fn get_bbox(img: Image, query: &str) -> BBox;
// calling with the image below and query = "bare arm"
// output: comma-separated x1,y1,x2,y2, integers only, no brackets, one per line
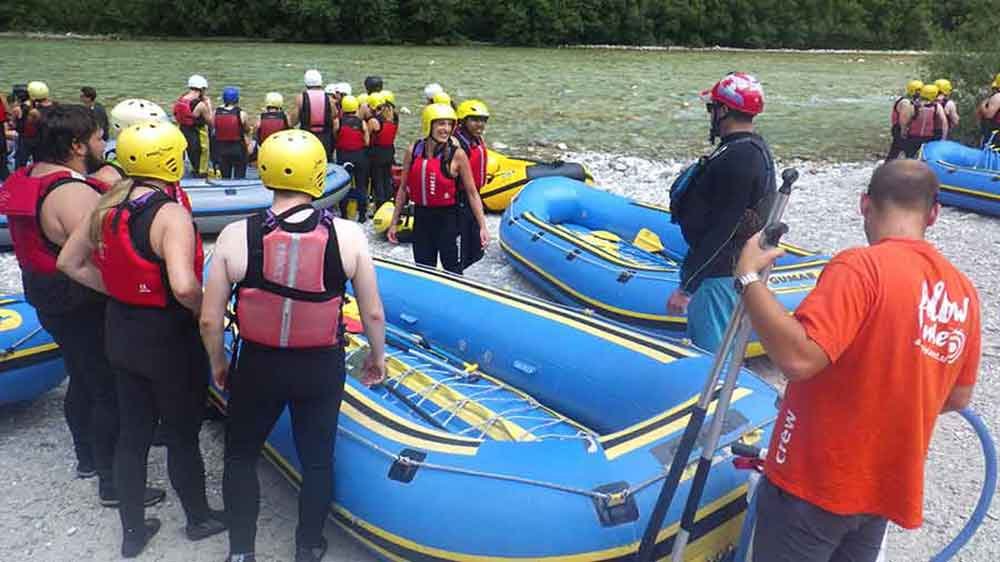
151,203,202,315
938,105,950,140
57,221,106,293
983,95,1000,120
741,280,830,381
898,103,915,138
289,93,303,127
362,120,370,146
387,144,414,242
43,182,101,246
345,223,385,361
199,223,241,389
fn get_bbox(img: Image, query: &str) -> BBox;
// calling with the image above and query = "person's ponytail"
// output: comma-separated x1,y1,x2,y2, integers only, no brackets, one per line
89,178,133,245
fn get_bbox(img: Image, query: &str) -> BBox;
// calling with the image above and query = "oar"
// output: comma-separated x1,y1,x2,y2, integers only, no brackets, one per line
1,326,43,358
636,168,799,561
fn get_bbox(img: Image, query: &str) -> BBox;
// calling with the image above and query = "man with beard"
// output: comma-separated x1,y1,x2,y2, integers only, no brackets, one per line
0,105,164,508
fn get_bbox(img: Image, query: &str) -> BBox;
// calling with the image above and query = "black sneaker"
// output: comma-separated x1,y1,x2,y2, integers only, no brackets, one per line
295,537,328,562
121,518,161,558
186,509,227,541
100,486,167,508
75,460,97,479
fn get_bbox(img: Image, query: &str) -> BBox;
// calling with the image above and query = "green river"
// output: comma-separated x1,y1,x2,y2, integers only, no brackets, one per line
4,37,920,161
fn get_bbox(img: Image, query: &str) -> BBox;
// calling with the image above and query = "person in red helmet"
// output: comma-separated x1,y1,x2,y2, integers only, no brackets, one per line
666,72,776,352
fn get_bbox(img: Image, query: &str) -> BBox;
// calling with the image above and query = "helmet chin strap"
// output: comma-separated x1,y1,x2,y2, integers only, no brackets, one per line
709,104,726,145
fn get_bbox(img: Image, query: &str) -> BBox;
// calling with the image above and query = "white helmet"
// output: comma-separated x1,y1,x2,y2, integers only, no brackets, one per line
424,83,444,100
334,82,352,96
109,98,168,138
324,83,338,95
187,74,208,89
304,69,323,87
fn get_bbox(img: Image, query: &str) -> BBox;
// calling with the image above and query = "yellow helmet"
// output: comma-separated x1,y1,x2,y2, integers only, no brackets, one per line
341,95,360,113
457,99,490,120
382,90,396,105
116,121,188,183
934,79,953,96
368,91,385,110
905,80,924,97
27,81,49,101
421,103,457,137
357,93,369,107
432,92,452,106
265,92,284,109
110,99,168,138
919,84,939,101
993,73,1000,90
258,130,328,199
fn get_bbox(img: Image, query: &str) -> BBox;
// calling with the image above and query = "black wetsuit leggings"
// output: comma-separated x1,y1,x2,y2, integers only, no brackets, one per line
216,141,247,179
369,145,395,208
38,303,118,484
337,149,371,222
180,125,204,176
902,135,939,158
224,342,345,554
412,205,462,274
15,137,37,169
887,125,904,160
112,339,211,531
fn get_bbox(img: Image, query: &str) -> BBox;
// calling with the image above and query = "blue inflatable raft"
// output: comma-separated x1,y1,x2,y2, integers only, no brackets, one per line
920,140,1000,216
0,295,64,406
499,177,829,356
211,257,778,561
0,144,353,249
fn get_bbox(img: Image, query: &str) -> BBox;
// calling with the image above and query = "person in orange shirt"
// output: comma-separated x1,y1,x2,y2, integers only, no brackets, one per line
733,159,980,562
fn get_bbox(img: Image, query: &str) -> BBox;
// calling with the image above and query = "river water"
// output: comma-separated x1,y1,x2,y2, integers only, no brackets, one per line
3,37,919,161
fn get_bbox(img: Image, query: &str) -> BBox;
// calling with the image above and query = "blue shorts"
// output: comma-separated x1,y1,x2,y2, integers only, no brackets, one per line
686,276,738,353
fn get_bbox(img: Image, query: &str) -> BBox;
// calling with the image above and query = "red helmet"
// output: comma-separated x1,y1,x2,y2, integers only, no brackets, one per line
700,72,765,116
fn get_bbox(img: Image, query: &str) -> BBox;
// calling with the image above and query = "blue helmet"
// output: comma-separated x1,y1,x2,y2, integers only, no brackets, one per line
222,86,240,104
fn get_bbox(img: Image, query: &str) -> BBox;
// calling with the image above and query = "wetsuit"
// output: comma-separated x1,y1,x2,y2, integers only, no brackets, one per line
407,139,463,274
674,132,775,351
300,89,335,157
213,106,247,179
225,205,347,555
454,125,487,270
98,185,214,534
336,114,370,222
1,166,115,486
369,113,398,208
16,102,50,169
887,96,910,160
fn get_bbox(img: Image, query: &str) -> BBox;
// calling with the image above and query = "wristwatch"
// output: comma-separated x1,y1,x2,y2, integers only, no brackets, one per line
734,272,761,295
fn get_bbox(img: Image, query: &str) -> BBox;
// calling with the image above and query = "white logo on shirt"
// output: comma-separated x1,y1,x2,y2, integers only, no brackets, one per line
774,408,796,465
916,280,969,364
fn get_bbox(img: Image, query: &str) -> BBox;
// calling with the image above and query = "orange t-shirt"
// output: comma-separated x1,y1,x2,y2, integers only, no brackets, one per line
764,237,980,529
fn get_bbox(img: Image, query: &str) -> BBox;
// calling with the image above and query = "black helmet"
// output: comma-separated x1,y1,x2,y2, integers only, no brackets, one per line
364,76,383,94
12,84,28,103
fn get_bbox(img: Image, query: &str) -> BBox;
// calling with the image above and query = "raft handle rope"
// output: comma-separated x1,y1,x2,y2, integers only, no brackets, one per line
1,326,43,358
637,167,800,562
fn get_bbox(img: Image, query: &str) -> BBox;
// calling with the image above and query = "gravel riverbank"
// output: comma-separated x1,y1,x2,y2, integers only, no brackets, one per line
0,152,996,561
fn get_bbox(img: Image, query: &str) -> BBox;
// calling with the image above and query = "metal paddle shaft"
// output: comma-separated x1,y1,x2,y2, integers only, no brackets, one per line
636,168,799,561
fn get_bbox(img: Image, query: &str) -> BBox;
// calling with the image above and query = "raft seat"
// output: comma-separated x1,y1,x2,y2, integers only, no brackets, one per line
344,331,597,444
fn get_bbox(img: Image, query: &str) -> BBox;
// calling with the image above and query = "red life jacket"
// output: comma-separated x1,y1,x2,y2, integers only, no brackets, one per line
235,204,345,349
95,184,204,308
300,89,331,134
256,110,288,143
455,126,487,188
407,139,458,208
173,95,202,128
214,106,243,142
373,115,398,148
336,115,366,151
20,103,52,139
908,101,942,138
992,94,1000,127
0,165,108,275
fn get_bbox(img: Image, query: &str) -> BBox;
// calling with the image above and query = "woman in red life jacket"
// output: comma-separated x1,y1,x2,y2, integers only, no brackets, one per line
334,94,371,222
293,69,336,157
173,75,213,178
14,81,56,168
199,130,386,562
978,74,1000,147
214,86,250,179
900,84,948,158
59,121,225,558
0,105,166,509
387,103,490,274
367,91,398,209
454,99,491,269
255,92,289,147
888,80,920,160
